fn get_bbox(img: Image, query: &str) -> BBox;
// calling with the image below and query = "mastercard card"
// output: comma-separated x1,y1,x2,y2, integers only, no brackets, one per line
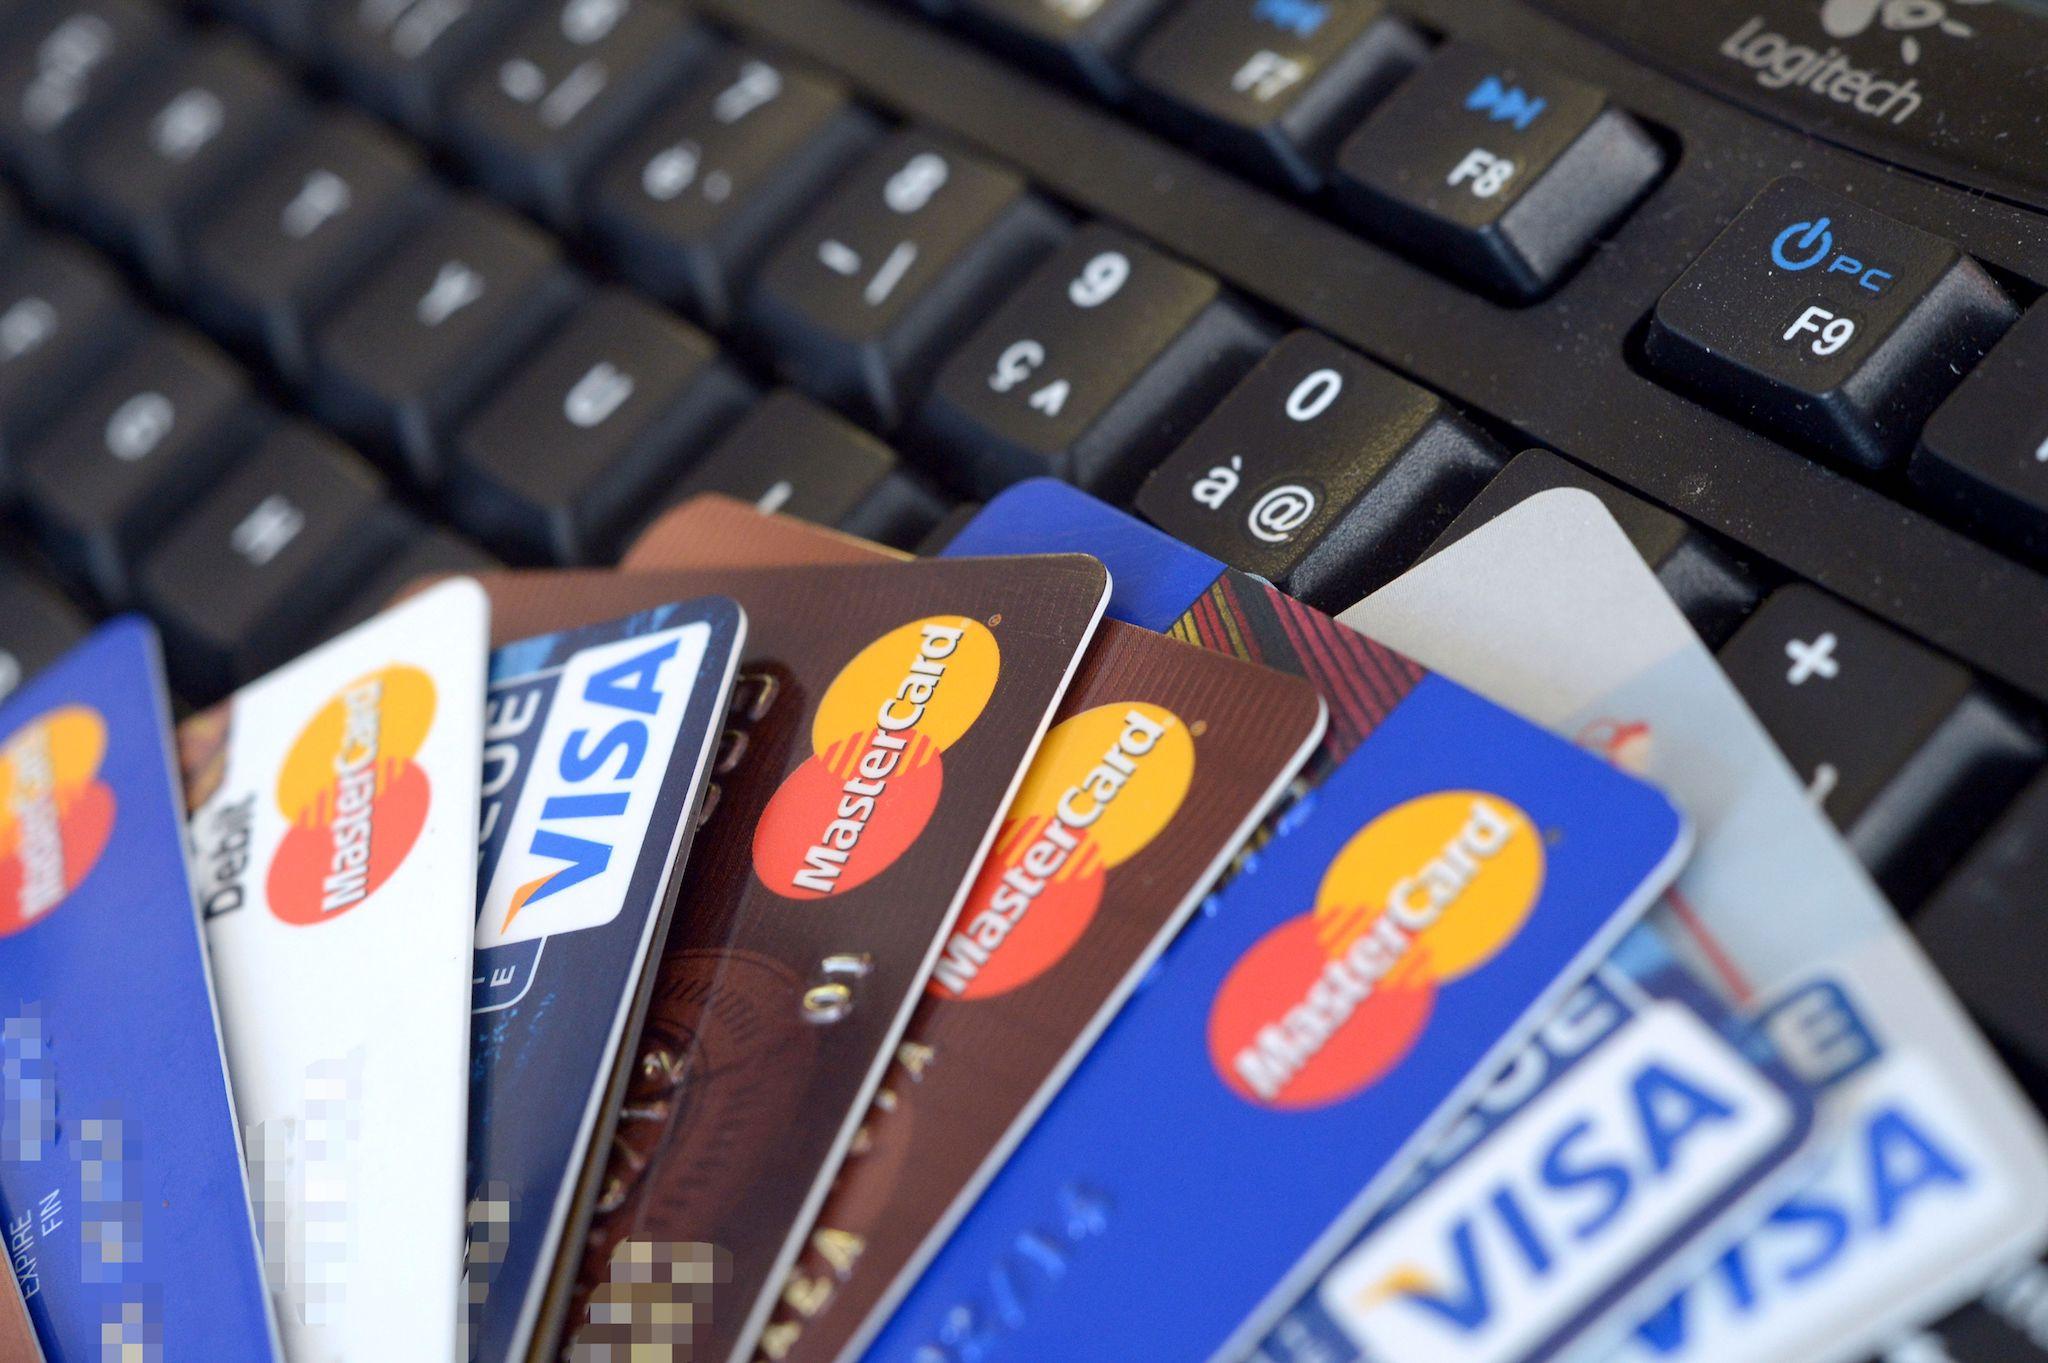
460,556,1108,1363
464,598,745,1363
761,621,1327,1363
625,499,1337,1362
1339,489,2048,1363
1256,922,1815,1363
0,619,278,1361
180,580,489,1362
864,668,1688,1363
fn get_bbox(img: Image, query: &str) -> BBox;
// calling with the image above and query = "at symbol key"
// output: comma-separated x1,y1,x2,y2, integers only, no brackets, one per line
1646,178,2015,472
1136,330,1499,609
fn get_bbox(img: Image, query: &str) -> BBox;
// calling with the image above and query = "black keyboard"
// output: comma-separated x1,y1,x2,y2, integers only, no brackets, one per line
0,0,2045,1348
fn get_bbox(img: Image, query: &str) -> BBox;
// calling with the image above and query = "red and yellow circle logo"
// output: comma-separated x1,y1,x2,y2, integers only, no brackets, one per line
1208,792,1544,1110
267,665,436,926
753,617,999,900
931,703,1194,1001
0,706,115,936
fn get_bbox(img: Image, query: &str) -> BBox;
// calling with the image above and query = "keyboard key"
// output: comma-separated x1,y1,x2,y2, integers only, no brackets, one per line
1429,447,1756,644
1717,584,2040,907
585,47,879,327
918,224,1267,497
72,32,304,288
0,233,136,478
207,0,316,55
1130,0,1424,192
445,0,709,226
19,327,256,605
1333,42,1663,302
0,556,89,704
448,288,754,563
324,522,500,638
745,129,1063,428
1645,178,2016,472
137,421,409,697
1912,300,2048,558
316,0,532,134
1135,330,1498,608
951,0,1173,97
309,193,583,484
0,0,172,204
188,109,433,383
666,389,948,547
1914,772,2048,1080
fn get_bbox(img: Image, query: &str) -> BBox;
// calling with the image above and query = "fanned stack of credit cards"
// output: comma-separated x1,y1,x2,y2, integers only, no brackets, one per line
2,478,2042,1363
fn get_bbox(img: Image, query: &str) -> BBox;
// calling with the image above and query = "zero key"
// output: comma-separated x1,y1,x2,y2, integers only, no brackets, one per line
1716,583,2040,908
1135,329,1500,610
1646,178,2016,472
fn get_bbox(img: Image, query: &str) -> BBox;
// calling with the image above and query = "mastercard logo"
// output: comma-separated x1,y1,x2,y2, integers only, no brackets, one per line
931,703,1194,1001
267,666,436,926
0,706,115,937
753,617,999,901
1208,792,1544,1110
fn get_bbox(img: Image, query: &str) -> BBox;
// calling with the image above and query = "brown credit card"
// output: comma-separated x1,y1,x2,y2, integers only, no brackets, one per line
464,556,1109,1363
620,495,1332,1363
760,624,1327,1363
621,495,909,572
0,1255,41,1363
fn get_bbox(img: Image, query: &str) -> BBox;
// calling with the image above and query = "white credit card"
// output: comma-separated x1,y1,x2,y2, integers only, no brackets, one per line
183,579,488,1363
1337,489,2048,1363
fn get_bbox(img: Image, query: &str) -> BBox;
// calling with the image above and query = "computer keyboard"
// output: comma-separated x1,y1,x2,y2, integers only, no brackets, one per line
0,0,2045,1349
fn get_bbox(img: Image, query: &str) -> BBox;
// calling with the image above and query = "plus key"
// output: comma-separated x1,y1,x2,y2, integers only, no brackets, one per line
1717,584,2039,908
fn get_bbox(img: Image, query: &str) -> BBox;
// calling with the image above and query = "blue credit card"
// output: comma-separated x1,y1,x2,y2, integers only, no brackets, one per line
464,599,745,1363
0,619,277,1361
942,479,1225,632
864,672,1689,1362
1255,923,1817,1363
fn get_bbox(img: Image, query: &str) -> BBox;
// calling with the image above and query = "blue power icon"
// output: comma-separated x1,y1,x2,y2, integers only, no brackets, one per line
1771,216,1894,293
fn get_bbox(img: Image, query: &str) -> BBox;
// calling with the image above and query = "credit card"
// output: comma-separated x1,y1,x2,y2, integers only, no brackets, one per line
0,1257,37,1363
465,600,746,1363
763,621,1327,1363
461,557,1108,1363
180,579,489,1362
1337,489,2048,1362
864,670,1689,1362
622,496,907,572
1256,923,1815,1363
0,619,278,1361
940,480,1417,765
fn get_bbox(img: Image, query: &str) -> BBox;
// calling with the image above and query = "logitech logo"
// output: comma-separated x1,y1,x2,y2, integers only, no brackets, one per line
1716,1,1964,125
1768,216,1895,292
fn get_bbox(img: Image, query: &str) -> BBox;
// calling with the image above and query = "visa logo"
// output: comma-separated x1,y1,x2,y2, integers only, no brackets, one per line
1617,1048,2001,1362
475,624,712,950
1322,998,1799,1363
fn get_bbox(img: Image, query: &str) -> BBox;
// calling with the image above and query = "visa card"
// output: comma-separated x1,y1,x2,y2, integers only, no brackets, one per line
464,598,744,1363
180,579,488,1362
864,670,1688,1362
1340,489,2048,1362
1256,923,1815,1363
0,619,278,1361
